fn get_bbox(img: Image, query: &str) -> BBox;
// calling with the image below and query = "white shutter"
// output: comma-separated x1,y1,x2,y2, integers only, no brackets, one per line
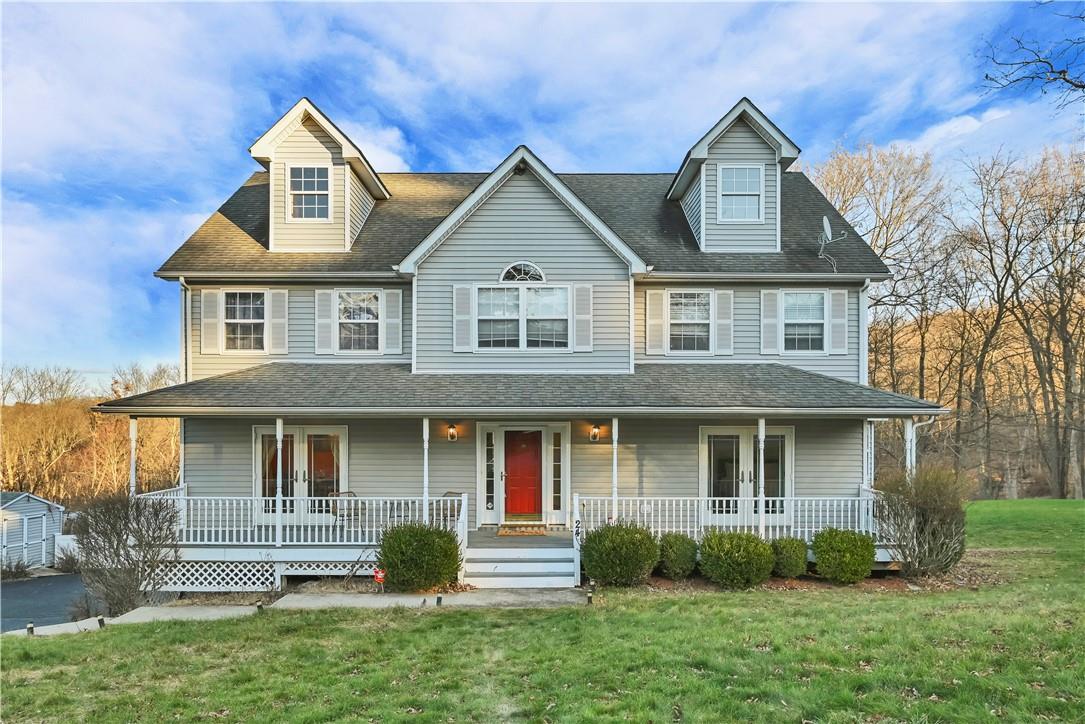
714,290,733,355
315,290,335,355
268,290,289,355
760,289,780,355
572,284,593,352
453,285,473,352
200,290,221,355
829,289,848,354
645,289,666,355
384,289,403,355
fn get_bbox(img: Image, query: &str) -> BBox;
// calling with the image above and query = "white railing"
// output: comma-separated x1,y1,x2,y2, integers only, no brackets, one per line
138,486,184,500
574,495,881,545
137,494,468,547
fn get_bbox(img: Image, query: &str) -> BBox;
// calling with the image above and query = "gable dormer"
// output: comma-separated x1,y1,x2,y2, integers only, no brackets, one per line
249,98,390,252
667,98,800,253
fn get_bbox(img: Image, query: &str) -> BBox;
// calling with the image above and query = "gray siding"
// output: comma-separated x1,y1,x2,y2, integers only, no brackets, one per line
414,170,631,372
348,167,375,246
271,117,348,252
189,284,412,380
634,281,861,382
680,172,702,248
703,120,778,252
1,497,64,567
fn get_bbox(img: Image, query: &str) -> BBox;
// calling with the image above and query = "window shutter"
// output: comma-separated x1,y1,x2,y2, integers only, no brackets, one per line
200,290,220,355
315,290,335,355
453,285,473,352
572,284,593,352
384,289,403,355
760,289,780,355
645,289,665,355
714,290,733,355
268,290,289,355
829,289,848,354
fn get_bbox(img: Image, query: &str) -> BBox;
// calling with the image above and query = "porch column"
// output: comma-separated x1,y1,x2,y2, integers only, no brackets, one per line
128,417,138,498
757,417,766,538
904,418,916,478
275,418,283,547
422,418,430,524
611,417,619,521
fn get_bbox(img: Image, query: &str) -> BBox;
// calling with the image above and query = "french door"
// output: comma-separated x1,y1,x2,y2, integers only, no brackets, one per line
699,426,793,526
255,425,348,523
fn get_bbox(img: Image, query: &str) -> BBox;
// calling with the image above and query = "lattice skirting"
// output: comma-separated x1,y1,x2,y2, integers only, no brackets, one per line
158,559,378,592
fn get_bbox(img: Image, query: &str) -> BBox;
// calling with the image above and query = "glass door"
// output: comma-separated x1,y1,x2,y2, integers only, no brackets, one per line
258,429,299,523
303,429,344,516
700,426,793,527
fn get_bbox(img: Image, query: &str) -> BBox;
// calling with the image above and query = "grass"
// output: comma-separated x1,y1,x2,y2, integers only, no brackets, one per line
3,500,1083,722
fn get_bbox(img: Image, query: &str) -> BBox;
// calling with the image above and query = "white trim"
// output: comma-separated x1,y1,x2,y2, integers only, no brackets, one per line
398,146,647,275
268,156,276,251
715,163,766,224
410,278,418,373
220,288,270,356
472,283,573,353
332,288,384,356
0,492,65,511
344,166,351,250
627,278,635,372
252,424,349,500
698,163,707,250
663,288,715,356
284,164,334,224
475,421,571,528
775,148,781,252
779,289,830,357
859,281,870,385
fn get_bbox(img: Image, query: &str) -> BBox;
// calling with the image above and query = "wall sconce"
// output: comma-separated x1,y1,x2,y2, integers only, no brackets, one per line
589,425,601,442
447,424,458,442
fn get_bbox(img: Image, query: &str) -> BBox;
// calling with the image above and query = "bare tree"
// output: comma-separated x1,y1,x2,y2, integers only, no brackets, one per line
986,3,1085,109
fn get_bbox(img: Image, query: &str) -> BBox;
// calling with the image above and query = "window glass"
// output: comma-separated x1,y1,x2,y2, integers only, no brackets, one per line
338,291,380,352
783,292,825,351
552,432,562,511
289,167,330,219
501,263,544,282
477,287,521,348
668,291,711,352
484,432,496,510
224,291,265,351
526,287,569,349
719,166,762,221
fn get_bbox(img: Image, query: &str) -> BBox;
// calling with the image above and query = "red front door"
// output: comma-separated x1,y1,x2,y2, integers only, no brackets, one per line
504,430,542,517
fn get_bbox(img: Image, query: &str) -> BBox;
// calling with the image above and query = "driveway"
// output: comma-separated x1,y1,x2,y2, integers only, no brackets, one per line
1,574,89,632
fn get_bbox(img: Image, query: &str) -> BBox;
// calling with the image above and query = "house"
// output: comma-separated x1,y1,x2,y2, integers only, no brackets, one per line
95,98,946,591
1,492,65,569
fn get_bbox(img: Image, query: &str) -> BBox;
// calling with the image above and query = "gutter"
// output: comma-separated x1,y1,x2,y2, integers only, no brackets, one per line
155,270,404,281
633,272,892,283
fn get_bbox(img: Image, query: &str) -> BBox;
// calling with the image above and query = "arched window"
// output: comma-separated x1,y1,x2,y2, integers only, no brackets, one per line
500,262,545,283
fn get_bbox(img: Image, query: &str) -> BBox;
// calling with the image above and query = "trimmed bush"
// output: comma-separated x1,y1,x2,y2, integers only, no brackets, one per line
581,521,659,586
812,528,875,584
771,537,808,578
699,531,774,589
657,532,698,580
377,523,462,592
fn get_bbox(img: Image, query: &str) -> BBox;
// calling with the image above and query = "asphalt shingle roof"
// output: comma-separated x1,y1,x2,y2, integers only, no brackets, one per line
157,171,889,277
96,363,941,415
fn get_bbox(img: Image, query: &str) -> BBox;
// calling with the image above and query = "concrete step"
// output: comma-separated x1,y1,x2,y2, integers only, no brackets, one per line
464,572,577,589
464,547,573,560
465,558,576,575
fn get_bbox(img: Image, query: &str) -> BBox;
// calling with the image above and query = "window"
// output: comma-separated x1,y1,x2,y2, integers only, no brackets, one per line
718,165,763,222
224,291,265,351
668,291,711,352
476,284,569,350
289,166,330,220
484,432,496,510
337,291,380,352
501,262,544,282
783,291,826,352
552,432,562,511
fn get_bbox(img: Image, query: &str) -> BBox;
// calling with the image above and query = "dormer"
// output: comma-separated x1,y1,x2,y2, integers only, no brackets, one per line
667,98,800,253
249,98,390,252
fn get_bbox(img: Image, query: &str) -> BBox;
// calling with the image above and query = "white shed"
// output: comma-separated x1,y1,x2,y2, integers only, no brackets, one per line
1,492,66,568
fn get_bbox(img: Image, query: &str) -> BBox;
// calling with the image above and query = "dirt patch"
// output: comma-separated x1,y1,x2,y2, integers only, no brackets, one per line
645,575,718,592
167,590,284,607
759,574,913,592
916,548,1010,591
292,577,475,595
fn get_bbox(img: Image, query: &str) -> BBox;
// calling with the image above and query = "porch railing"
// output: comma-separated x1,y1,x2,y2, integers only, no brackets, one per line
137,494,468,547
574,494,882,545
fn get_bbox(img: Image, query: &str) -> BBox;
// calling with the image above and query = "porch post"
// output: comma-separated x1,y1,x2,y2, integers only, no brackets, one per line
128,417,138,498
757,417,766,538
610,417,619,521
904,418,916,478
275,417,283,548
422,418,430,524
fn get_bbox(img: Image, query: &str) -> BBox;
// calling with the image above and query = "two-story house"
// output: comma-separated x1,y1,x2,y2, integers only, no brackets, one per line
97,98,944,591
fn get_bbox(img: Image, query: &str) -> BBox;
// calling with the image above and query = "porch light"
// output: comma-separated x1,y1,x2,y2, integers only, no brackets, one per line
589,425,601,442
447,424,458,442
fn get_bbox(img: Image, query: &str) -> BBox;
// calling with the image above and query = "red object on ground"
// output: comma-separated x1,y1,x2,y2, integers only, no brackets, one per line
374,568,385,584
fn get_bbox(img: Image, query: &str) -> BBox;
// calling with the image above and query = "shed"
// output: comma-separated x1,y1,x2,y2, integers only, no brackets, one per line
1,492,66,568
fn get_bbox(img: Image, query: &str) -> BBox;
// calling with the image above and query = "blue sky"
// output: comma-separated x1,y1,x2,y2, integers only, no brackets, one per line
1,2,1078,380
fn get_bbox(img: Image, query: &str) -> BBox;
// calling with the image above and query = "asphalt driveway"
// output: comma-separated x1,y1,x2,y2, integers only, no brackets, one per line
1,574,89,632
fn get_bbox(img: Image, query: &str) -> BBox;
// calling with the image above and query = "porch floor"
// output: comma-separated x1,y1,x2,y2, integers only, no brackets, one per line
468,528,574,549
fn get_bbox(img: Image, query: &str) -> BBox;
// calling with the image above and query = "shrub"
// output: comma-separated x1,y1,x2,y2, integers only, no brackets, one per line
1,559,30,580
376,523,462,592
699,531,774,589
812,528,875,584
581,521,659,586
771,537,808,578
54,546,81,573
877,466,972,577
657,532,698,580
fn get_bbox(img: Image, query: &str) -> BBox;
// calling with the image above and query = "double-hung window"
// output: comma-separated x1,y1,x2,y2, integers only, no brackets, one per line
477,287,522,348
668,291,711,352
526,288,569,348
476,270,570,351
289,166,330,220
782,291,826,352
717,165,763,222
337,290,381,352
224,291,265,351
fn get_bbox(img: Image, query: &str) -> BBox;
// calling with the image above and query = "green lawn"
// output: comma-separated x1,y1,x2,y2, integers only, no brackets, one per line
4,500,1083,722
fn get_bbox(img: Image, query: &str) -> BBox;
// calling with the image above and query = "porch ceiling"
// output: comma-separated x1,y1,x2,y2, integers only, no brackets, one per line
93,363,946,418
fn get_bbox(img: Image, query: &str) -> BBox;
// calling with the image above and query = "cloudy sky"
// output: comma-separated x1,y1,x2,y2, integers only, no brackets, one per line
1,2,1077,379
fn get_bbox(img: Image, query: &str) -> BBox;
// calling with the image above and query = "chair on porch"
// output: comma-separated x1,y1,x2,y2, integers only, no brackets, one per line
327,491,360,537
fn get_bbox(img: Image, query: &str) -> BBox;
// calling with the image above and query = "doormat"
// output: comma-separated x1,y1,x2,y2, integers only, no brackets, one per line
496,526,548,536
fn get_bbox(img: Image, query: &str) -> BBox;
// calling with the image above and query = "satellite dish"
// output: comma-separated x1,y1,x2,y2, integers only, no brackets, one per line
817,214,847,273
822,215,833,242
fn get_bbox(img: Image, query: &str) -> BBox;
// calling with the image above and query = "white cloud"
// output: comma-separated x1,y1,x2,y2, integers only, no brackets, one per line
336,121,412,172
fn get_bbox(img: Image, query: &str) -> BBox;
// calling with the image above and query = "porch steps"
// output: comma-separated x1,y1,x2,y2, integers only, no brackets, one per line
463,548,577,589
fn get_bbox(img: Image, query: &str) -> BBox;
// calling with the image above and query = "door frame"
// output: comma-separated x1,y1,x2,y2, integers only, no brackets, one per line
475,422,571,528
698,425,794,525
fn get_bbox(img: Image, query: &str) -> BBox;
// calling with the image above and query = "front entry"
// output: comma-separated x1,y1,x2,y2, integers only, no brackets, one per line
504,430,542,519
